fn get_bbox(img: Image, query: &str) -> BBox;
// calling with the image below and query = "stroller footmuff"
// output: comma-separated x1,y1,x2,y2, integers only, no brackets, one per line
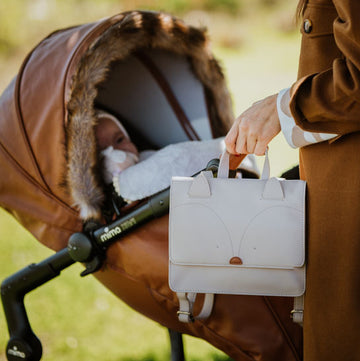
0,11,303,361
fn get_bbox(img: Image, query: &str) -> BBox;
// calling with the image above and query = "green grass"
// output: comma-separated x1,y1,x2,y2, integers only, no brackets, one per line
0,3,301,360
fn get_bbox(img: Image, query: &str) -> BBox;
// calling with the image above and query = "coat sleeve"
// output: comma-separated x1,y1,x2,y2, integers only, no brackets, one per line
289,0,360,135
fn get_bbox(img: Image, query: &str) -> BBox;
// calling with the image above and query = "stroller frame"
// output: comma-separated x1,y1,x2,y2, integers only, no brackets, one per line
2,187,171,361
1,159,220,361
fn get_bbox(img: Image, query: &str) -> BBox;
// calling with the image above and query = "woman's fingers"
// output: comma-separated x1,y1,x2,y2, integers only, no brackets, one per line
225,94,280,155
235,133,247,154
245,134,257,154
225,120,240,154
254,141,267,156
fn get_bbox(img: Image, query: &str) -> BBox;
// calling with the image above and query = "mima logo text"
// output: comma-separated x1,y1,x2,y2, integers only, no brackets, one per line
100,226,122,242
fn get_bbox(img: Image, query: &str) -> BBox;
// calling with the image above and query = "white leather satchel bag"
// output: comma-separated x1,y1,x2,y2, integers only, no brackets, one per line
169,150,306,324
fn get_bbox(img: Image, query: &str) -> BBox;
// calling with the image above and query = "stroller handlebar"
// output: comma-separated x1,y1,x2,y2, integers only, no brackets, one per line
1,249,74,361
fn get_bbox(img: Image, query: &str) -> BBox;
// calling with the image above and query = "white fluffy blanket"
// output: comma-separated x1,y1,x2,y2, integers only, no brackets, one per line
113,138,259,201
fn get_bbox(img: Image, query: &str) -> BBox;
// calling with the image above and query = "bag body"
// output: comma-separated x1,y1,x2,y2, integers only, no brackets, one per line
169,151,306,298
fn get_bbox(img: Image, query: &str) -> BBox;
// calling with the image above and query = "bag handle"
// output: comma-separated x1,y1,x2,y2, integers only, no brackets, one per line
219,150,270,180
217,149,284,200
190,149,284,200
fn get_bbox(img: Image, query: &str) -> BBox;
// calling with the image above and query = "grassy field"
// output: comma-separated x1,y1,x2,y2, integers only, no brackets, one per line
0,3,300,360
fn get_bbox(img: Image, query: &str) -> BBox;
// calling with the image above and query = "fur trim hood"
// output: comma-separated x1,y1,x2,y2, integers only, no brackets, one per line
0,11,234,250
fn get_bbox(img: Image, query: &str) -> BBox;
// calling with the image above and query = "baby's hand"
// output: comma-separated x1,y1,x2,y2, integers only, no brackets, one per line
101,146,139,184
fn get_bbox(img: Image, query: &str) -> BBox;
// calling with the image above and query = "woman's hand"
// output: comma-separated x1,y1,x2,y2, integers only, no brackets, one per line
225,94,281,155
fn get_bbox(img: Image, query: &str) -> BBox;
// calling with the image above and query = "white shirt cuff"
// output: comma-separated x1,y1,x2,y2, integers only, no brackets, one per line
276,88,338,148
277,88,297,148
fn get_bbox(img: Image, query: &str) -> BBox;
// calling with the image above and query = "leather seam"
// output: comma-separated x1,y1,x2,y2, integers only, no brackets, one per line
263,296,302,361
0,141,78,216
13,48,53,192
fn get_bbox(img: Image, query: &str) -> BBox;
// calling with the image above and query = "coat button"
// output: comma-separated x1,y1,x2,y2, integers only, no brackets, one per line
303,19,313,33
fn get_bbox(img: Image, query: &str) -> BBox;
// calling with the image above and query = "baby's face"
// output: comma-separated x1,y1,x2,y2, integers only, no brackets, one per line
95,117,138,156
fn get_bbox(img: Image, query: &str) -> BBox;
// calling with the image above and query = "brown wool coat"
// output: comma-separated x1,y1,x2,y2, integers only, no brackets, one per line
290,1,360,360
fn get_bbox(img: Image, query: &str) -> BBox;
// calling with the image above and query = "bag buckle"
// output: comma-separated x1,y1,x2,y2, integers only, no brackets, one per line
290,309,304,325
290,295,304,325
290,309,303,317
177,310,194,323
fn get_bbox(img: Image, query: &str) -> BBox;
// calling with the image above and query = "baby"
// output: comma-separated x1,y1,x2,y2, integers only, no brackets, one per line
95,110,139,185
95,110,259,203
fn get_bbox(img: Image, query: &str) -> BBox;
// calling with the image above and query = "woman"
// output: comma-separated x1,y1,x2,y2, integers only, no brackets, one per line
225,1,360,360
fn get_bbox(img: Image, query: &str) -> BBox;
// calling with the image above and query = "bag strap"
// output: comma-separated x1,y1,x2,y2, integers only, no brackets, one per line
219,149,270,179
291,295,304,326
218,150,230,179
261,149,270,180
177,293,304,325
176,293,214,323
135,52,201,141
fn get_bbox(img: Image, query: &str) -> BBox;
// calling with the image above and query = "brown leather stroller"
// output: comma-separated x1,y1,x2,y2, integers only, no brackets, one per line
0,11,303,361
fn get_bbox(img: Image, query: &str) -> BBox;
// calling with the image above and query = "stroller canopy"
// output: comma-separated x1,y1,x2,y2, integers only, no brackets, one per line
0,11,233,250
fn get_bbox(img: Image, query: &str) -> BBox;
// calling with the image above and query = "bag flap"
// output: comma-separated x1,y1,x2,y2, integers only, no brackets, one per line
169,176,306,269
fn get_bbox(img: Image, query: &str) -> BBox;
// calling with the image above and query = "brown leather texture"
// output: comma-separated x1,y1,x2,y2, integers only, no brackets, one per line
0,11,302,360
230,153,247,170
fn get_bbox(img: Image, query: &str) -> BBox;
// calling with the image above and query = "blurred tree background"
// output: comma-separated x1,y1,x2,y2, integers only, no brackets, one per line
0,1,300,360
0,0,299,90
